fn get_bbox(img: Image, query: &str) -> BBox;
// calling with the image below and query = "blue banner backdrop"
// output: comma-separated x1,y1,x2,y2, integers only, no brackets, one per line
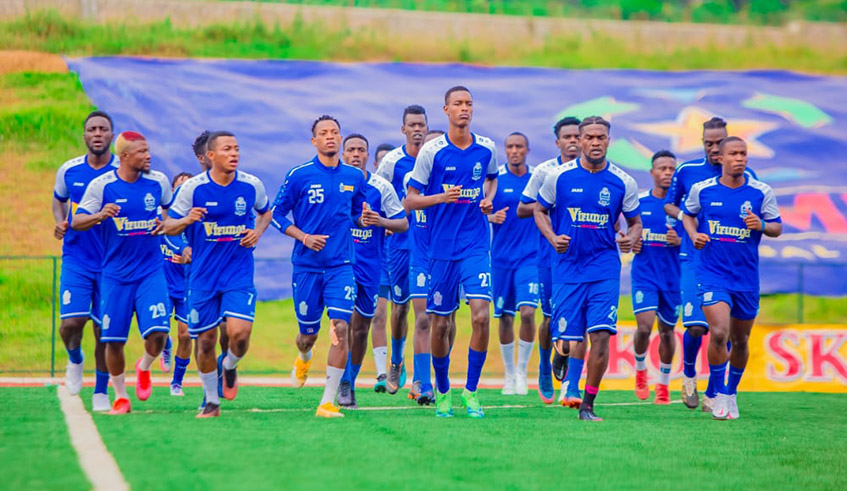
66,57,847,300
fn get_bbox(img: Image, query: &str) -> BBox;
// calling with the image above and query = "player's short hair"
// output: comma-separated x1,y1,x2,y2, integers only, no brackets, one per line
375,143,394,158
506,132,529,148
444,85,471,104
403,105,427,124
206,131,235,151
343,133,369,150
192,130,211,157
172,172,193,187
651,149,676,163
114,131,146,155
703,117,727,131
426,130,445,137
311,115,341,136
84,110,114,131
718,136,745,153
578,116,611,133
553,117,581,138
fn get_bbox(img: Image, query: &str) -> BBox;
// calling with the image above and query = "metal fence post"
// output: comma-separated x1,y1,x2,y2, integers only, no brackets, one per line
51,256,57,378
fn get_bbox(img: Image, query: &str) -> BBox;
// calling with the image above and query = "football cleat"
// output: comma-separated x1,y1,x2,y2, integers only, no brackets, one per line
635,369,650,400
514,369,528,396
374,374,387,393
91,393,111,412
387,362,405,394
538,372,555,404
681,375,699,409
291,357,312,388
222,366,238,401
461,389,484,419
654,383,671,405
337,380,357,409
196,402,220,418
109,398,131,415
712,393,730,420
578,405,603,421
160,336,172,372
316,402,345,418
135,359,152,402
170,384,185,397
501,372,516,395
65,361,84,396
435,390,453,418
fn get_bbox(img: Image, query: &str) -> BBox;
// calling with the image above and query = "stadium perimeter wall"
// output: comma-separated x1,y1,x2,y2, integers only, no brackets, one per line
2,0,846,51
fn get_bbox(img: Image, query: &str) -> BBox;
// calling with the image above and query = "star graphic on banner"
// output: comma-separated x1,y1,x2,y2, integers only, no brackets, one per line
555,96,639,122
633,106,779,158
742,92,832,129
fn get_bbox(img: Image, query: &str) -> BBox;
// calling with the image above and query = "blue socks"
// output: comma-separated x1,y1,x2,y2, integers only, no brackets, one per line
414,353,432,392
94,370,109,394
171,356,190,387
539,346,552,377
708,362,728,397
465,349,487,392
390,337,405,365
566,357,584,395
164,336,173,350
341,352,354,385
432,354,450,394
682,330,702,378
726,365,745,395
67,347,83,364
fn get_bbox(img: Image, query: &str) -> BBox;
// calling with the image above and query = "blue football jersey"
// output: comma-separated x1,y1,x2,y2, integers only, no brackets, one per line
491,165,539,269
160,233,188,298
53,154,119,271
666,157,757,260
631,190,683,291
407,133,498,261
271,157,367,271
169,170,269,291
520,156,568,269
683,176,781,292
376,146,416,252
76,169,173,283
537,158,641,283
352,171,405,287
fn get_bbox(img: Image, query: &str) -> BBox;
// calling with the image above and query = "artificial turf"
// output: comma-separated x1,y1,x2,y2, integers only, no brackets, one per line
4,385,845,490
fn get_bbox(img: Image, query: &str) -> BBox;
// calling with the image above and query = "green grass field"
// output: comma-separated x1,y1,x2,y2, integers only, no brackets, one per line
2,386,846,489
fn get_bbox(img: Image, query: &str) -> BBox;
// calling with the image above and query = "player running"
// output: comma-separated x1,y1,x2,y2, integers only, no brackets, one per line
376,105,429,399
517,116,586,406
682,137,781,419
631,151,682,404
337,134,408,409
407,86,498,418
161,172,193,396
371,142,395,392
165,131,273,418
490,132,539,396
535,116,642,421
53,111,119,411
664,117,757,411
72,131,173,415
271,115,374,418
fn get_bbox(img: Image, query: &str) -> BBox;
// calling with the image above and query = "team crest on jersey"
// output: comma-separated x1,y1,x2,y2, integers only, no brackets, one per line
635,290,643,304
666,215,678,227
62,290,71,306
339,183,355,193
234,196,247,216
704,292,714,302
190,309,199,324
433,291,443,306
557,317,567,333
472,162,483,181
496,297,504,309
684,302,693,317
394,285,403,299
416,273,426,287
102,314,111,331
298,301,309,316
739,200,753,218
598,187,611,206
144,192,156,211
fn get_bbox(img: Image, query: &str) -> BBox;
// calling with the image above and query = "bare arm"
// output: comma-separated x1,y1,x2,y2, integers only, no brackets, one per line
516,201,535,219
664,203,683,220
71,204,120,232
533,204,571,253
405,186,460,211
616,215,643,253
683,214,710,249
163,207,207,236
283,224,329,252
479,176,497,214
379,216,409,233
239,209,273,248
52,198,69,240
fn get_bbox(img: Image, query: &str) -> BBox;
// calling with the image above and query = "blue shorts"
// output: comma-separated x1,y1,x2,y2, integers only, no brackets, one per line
378,256,390,299
388,248,411,305
681,259,707,329
538,265,553,318
59,263,102,325
99,272,170,343
292,265,356,334
493,265,539,318
551,279,620,342
354,282,380,319
631,288,681,326
168,295,188,324
428,253,492,315
187,287,257,336
699,286,759,321
410,263,430,299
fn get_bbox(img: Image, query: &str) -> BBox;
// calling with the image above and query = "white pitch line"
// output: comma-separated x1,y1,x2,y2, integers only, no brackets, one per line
56,386,129,491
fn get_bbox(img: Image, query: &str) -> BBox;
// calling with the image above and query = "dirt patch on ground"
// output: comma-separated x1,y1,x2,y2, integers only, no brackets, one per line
0,50,67,75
